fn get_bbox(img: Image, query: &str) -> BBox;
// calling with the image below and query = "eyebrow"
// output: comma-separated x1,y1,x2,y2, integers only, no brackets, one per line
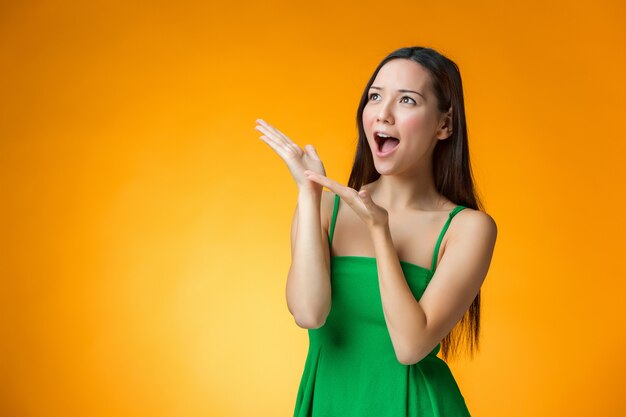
370,85,425,100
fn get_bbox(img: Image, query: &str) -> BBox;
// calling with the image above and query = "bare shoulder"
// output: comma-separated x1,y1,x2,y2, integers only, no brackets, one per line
450,207,498,245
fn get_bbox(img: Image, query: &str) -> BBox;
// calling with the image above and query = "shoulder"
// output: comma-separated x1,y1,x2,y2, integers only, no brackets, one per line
437,208,497,287
450,207,498,244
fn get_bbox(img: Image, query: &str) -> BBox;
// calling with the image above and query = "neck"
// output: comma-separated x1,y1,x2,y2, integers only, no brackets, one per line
367,164,447,212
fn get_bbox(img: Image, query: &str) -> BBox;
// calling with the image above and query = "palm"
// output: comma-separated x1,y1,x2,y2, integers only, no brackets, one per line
255,119,326,191
295,149,325,181
303,171,390,230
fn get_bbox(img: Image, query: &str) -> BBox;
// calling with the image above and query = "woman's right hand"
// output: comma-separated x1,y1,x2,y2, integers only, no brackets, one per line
255,118,326,193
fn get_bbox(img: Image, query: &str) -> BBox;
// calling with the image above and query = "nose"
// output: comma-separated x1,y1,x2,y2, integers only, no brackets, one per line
376,100,394,124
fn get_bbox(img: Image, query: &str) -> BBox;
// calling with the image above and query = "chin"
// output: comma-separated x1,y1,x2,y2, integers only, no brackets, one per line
373,162,397,176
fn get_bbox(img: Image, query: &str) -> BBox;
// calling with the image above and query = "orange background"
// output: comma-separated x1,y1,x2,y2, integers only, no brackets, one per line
2,1,625,416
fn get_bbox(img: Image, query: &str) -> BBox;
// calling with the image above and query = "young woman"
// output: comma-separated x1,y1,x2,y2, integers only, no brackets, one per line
255,46,497,417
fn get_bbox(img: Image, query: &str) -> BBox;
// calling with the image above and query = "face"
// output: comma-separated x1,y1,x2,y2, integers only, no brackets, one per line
362,58,452,174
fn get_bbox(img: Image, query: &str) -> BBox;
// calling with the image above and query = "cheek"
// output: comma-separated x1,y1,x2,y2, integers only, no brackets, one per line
362,107,375,126
401,114,424,132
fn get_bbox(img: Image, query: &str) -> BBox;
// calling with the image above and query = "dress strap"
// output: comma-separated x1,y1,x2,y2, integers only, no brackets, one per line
429,205,467,273
328,193,340,250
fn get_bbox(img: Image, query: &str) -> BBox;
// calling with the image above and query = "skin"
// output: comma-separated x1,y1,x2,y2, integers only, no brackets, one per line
361,58,454,213
254,58,498,364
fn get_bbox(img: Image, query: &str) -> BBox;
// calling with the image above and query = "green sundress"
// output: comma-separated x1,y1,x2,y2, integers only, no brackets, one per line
293,193,472,417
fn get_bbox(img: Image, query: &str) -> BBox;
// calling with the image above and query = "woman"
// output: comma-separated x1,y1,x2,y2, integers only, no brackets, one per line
255,46,497,417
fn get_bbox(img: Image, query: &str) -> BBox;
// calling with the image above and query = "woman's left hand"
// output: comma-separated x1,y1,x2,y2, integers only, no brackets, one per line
303,170,389,230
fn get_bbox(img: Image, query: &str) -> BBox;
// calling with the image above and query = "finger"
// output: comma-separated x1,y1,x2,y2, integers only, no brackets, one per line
255,120,286,143
255,119,301,152
304,171,358,201
258,133,302,162
358,188,373,205
304,144,321,160
303,171,341,194
255,120,285,141
256,125,302,156
256,119,285,137
256,124,303,159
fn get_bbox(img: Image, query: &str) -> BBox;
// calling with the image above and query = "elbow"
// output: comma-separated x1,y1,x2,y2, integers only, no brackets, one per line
398,353,426,366
398,356,424,365
294,312,327,329
396,343,429,366
397,351,426,366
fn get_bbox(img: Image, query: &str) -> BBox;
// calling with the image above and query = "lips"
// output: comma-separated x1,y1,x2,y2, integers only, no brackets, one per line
372,131,401,158
374,131,400,152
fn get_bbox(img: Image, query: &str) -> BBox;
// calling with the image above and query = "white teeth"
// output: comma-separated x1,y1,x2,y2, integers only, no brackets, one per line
378,133,391,138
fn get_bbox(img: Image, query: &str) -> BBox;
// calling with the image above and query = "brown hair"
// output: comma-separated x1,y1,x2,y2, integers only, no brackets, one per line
348,46,485,362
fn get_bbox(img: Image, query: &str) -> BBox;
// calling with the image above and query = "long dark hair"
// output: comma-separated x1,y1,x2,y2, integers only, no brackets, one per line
347,46,484,362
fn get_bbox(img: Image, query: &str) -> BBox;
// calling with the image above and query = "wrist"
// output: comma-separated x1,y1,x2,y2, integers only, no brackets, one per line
298,187,323,197
369,221,390,237
298,187,322,202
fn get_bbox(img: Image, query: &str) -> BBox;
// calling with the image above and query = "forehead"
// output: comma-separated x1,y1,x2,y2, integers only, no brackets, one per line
371,58,432,93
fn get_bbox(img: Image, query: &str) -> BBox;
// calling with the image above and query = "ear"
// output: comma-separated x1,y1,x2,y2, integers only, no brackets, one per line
436,107,453,140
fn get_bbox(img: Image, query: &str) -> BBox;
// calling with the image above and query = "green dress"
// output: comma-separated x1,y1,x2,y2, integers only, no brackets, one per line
293,193,472,417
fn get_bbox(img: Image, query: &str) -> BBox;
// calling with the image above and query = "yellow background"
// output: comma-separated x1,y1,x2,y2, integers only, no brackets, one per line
2,1,625,416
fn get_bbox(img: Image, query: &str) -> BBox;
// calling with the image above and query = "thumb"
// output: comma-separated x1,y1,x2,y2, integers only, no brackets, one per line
305,144,320,159
358,187,371,203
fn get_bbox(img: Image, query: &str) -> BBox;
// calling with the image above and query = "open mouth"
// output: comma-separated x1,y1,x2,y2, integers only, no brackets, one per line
374,132,400,153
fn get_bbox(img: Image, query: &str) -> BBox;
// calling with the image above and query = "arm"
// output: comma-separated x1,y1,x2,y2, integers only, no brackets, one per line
296,169,497,354
371,210,497,364
286,189,332,329
253,118,331,328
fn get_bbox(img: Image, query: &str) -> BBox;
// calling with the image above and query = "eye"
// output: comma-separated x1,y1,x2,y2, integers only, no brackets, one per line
400,96,416,104
368,93,381,101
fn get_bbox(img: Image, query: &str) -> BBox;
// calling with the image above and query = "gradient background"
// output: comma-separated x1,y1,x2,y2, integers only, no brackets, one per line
2,1,625,416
